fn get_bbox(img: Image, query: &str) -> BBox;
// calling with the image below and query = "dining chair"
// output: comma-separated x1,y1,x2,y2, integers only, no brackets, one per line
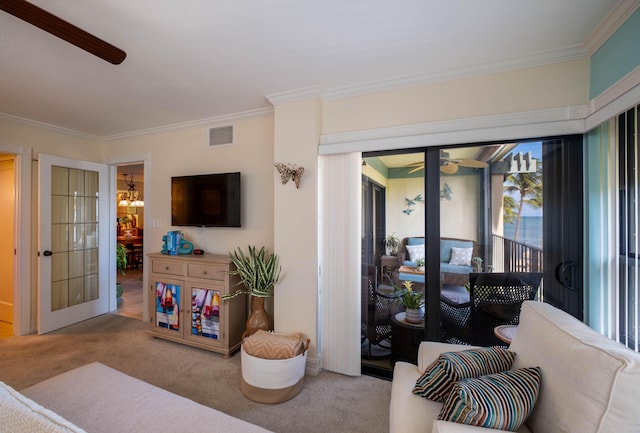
440,272,543,346
361,264,403,358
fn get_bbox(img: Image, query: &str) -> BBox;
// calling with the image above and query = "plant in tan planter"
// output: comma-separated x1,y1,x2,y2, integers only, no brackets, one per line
222,246,281,338
397,280,424,324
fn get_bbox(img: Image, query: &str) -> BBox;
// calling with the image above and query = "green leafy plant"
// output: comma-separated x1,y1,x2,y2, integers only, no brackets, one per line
415,257,425,267
222,246,281,300
383,233,401,256
116,243,128,275
396,280,424,309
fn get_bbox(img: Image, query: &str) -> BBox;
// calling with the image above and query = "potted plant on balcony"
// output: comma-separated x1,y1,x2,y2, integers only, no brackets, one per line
397,280,424,324
384,233,401,256
222,246,281,337
116,243,128,299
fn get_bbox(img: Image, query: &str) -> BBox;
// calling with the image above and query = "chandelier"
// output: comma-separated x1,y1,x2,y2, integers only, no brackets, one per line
118,174,144,207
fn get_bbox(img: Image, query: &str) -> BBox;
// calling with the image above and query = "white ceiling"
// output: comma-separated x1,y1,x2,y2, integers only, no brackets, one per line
0,0,632,139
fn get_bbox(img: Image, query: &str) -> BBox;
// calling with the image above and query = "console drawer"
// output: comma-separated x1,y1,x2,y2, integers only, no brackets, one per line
187,262,227,281
151,260,185,276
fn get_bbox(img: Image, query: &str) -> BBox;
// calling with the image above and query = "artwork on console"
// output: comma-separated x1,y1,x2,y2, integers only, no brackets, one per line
191,288,220,339
156,282,180,331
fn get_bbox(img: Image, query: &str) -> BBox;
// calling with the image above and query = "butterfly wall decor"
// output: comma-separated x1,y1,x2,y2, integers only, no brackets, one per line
274,162,304,189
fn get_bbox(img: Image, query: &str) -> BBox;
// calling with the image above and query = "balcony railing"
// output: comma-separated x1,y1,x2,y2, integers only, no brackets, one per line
491,234,543,274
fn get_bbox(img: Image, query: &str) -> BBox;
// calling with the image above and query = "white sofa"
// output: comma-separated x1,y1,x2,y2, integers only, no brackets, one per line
390,301,640,433
1,362,271,433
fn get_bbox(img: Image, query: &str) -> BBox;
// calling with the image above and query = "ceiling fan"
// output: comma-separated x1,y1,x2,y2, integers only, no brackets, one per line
405,151,488,174
0,0,126,65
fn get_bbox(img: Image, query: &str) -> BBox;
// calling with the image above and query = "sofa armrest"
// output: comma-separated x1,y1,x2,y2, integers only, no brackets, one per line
417,341,478,373
433,420,513,433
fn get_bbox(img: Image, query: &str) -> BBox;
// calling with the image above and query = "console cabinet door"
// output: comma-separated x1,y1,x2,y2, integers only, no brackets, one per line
150,276,184,336
184,281,226,348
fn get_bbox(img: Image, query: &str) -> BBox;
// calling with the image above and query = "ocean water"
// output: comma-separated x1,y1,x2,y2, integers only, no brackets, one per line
503,216,542,248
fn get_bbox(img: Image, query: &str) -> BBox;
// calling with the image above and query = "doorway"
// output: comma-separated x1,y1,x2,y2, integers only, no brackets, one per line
115,164,144,320
362,141,560,377
0,153,14,337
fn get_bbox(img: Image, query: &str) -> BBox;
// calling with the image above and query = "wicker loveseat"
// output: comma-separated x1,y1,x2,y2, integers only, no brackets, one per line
398,237,477,286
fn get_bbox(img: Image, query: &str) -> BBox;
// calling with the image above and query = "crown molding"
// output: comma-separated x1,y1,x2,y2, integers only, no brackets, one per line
103,107,273,141
0,112,99,141
323,46,587,101
266,47,587,106
0,107,274,142
585,0,640,55
266,87,323,106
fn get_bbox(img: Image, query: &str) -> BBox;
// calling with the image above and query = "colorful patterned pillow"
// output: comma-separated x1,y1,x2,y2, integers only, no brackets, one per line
438,367,542,432
413,347,516,402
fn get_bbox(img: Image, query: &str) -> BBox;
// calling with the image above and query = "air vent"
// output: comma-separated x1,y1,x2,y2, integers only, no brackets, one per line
208,125,234,147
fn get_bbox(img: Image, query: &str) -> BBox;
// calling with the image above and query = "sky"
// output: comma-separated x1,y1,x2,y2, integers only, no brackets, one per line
506,141,542,218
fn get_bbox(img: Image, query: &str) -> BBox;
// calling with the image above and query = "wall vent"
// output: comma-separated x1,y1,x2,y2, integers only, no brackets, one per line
208,125,234,147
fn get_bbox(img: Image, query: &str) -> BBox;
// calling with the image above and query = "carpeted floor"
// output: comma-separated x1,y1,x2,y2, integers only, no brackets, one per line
0,313,391,433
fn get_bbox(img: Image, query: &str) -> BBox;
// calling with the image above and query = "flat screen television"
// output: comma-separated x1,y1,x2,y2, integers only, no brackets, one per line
171,172,241,227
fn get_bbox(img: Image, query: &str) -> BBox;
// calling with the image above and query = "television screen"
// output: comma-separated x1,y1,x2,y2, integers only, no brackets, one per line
171,172,241,227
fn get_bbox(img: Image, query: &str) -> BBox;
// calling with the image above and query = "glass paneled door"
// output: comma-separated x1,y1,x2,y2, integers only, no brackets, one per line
38,155,109,334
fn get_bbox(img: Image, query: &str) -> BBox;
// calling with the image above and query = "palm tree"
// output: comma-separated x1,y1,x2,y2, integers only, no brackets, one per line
503,171,542,241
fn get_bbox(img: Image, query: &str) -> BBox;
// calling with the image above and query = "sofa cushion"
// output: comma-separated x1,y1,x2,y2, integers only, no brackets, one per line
407,237,424,246
510,301,640,433
413,347,516,402
406,244,425,262
0,381,86,433
448,247,473,266
440,239,473,263
390,361,443,433
438,367,541,432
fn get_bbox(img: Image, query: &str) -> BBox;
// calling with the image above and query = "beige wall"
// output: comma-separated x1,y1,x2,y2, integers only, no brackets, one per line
272,99,321,365
0,117,102,161
102,114,275,257
322,59,590,136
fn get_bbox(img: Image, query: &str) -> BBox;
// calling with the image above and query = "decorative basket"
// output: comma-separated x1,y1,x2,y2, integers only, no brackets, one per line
240,335,309,404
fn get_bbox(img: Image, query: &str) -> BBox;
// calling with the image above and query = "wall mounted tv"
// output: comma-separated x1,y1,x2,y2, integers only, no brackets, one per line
171,172,241,227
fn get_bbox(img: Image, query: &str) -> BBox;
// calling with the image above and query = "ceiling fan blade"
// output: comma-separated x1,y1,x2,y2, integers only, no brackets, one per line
440,163,459,174
407,165,424,174
0,0,126,65
454,159,488,168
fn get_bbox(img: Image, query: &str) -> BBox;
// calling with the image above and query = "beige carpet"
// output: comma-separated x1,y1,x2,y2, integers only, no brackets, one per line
0,314,391,433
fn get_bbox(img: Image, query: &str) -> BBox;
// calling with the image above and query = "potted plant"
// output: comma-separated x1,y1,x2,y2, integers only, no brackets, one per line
384,233,401,256
415,257,425,272
397,280,424,324
116,243,128,299
222,246,281,337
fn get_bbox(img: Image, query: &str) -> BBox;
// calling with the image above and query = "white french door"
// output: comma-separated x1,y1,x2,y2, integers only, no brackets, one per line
38,154,110,334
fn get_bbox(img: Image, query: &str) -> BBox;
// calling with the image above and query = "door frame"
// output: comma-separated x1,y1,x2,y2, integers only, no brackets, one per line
107,154,150,322
0,143,32,336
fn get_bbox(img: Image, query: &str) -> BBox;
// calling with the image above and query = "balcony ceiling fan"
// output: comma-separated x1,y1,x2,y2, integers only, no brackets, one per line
0,0,126,65
405,151,488,174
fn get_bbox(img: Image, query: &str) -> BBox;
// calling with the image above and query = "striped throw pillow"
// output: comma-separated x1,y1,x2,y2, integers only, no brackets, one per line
438,367,542,432
413,347,516,402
